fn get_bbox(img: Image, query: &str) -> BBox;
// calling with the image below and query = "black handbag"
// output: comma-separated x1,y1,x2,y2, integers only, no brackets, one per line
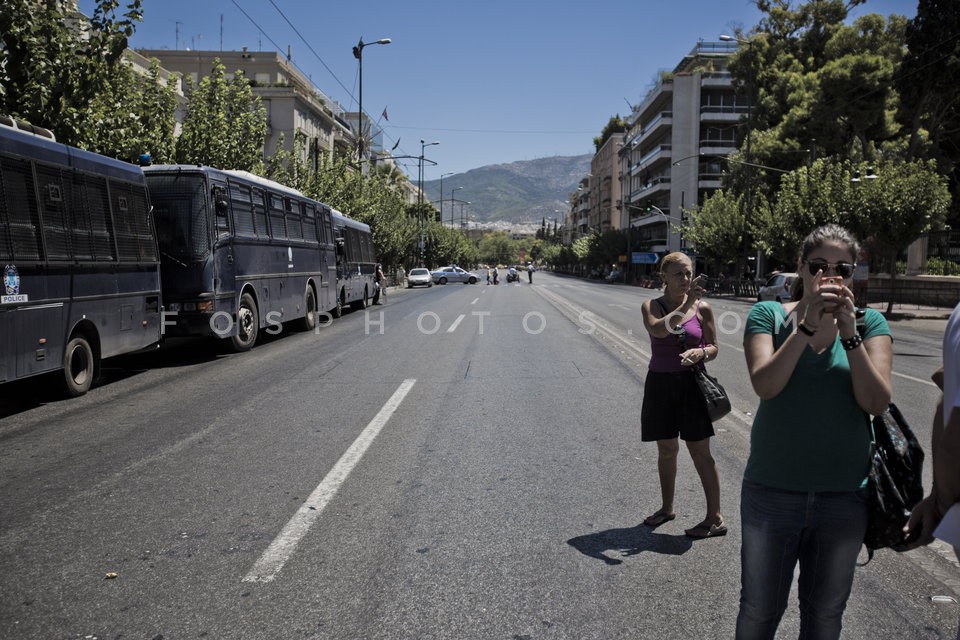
862,403,925,562
693,362,731,422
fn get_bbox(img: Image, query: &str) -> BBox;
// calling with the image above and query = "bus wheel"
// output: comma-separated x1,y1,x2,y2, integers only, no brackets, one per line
62,335,95,397
331,290,343,319
300,287,317,331
231,292,259,351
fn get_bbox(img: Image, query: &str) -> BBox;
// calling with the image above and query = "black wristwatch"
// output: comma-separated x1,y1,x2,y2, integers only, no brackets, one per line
797,322,815,337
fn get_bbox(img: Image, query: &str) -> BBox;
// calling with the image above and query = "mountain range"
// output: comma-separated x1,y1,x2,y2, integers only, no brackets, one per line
422,154,591,227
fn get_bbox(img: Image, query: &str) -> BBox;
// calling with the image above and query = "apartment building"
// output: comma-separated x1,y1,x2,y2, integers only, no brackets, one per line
619,40,743,257
137,48,357,168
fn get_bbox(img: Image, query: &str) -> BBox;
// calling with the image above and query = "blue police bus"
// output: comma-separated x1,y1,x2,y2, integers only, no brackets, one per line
329,207,377,316
0,117,162,396
143,166,377,349
144,165,341,350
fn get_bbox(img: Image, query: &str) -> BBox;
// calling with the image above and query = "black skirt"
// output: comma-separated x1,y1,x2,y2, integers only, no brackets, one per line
640,370,715,442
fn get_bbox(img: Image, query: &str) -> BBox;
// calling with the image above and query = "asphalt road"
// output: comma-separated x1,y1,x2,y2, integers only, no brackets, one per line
0,271,957,639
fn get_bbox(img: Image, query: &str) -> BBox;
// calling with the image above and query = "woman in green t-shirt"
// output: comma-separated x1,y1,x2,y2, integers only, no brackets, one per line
736,225,893,640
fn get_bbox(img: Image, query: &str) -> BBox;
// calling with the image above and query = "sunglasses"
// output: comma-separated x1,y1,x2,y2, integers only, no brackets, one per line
803,260,855,278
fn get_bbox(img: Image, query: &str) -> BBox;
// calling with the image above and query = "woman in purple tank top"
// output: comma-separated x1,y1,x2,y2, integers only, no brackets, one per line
639,252,725,538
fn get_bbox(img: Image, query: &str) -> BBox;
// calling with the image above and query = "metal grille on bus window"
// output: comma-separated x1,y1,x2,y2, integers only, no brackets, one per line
229,182,256,237
81,174,116,261
302,203,317,244
269,193,286,239
36,165,71,260
285,198,303,240
111,180,141,261
1,156,42,260
130,184,156,261
68,171,94,261
251,188,268,239
0,158,12,261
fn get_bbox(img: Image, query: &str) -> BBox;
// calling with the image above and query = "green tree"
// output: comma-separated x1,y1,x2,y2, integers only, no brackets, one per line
683,190,750,272
478,232,515,266
752,159,857,264
897,0,960,219
176,59,266,172
80,57,178,163
0,0,183,158
848,159,951,313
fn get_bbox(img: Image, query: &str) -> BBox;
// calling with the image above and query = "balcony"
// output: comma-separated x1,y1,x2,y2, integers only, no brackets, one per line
635,144,672,169
637,111,673,145
700,105,748,123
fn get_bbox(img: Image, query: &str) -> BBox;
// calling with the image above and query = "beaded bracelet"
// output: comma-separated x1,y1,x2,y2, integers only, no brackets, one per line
840,333,863,351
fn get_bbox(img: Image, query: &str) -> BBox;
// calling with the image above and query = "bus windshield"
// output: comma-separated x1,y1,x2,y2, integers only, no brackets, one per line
147,174,210,261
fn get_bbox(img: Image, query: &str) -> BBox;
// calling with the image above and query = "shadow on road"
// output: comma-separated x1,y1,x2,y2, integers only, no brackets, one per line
567,524,693,565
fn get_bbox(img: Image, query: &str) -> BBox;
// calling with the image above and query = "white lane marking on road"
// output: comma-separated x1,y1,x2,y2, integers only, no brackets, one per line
471,297,479,305
447,314,466,333
893,371,938,388
242,378,417,583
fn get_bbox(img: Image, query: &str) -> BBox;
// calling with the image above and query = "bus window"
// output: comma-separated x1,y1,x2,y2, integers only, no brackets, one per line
268,192,286,240
284,197,302,240
230,182,256,237
79,174,115,261
36,164,71,261
1,155,42,260
302,203,317,244
148,173,209,260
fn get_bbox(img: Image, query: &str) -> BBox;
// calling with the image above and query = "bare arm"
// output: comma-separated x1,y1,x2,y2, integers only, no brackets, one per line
846,334,892,416
743,328,810,399
642,297,694,339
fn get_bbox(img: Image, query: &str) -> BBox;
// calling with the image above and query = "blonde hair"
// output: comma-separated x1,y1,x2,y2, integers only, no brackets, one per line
660,252,691,275
659,252,691,289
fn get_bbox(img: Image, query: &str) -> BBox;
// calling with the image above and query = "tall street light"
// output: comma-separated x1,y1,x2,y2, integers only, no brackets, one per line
352,37,391,164
439,172,453,225
449,187,462,226
419,139,439,263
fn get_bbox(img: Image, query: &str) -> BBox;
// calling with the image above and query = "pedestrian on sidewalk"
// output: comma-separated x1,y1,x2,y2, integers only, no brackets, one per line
736,224,893,640
639,251,724,539
373,263,385,304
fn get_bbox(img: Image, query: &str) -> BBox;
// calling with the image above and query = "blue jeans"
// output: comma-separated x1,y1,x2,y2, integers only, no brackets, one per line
736,479,868,640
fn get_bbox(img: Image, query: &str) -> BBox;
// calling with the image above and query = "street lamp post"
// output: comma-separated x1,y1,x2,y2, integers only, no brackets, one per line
439,172,453,226
449,187,462,227
419,139,439,263
352,37,391,164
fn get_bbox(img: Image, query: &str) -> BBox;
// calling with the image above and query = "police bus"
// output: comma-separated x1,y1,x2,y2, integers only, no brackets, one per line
0,117,162,396
143,166,377,348
330,207,377,316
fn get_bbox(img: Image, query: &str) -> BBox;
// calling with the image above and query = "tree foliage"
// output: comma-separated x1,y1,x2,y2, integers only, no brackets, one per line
175,59,266,172
0,0,179,160
683,190,750,270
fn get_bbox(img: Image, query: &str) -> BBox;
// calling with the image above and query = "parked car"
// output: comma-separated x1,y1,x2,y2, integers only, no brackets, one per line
757,272,798,302
406,268,433,288
431,266,480,285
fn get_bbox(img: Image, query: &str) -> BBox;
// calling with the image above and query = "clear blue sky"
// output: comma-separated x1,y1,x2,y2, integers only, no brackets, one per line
81,0,916,180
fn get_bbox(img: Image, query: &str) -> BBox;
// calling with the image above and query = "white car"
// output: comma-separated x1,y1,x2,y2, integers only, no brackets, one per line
406,268,433,288
758,272,798,302
431,266,480,285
